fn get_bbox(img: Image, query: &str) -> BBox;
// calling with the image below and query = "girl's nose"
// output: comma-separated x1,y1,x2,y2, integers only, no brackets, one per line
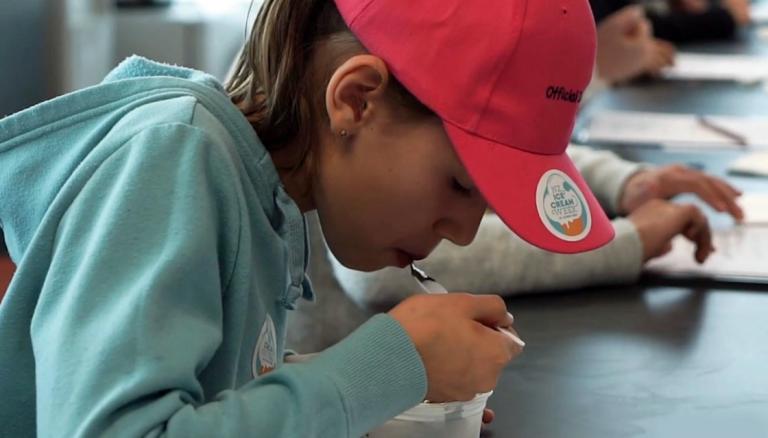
433,204,486,247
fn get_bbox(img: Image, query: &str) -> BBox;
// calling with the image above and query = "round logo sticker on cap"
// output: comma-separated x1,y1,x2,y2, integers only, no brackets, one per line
536,170,591,242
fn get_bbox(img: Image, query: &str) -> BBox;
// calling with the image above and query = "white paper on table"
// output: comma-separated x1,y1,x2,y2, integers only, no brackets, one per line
740,193,768,225
581,110,768,149
729,151,768,177
661,52,768,83
645,225,768,281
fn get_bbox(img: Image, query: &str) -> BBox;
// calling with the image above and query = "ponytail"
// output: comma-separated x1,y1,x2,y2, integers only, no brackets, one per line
227,1,352,157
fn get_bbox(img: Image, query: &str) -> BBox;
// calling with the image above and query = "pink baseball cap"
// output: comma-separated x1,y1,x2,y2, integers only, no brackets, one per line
334,0,614,253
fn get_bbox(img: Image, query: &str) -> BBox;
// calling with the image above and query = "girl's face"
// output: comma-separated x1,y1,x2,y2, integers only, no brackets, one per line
314,104,488,272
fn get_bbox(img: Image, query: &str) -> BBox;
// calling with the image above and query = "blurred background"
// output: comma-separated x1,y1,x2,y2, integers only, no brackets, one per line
0,0,256,118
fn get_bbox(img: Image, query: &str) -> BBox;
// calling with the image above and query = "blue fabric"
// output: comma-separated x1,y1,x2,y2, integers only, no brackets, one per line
0,56,426,437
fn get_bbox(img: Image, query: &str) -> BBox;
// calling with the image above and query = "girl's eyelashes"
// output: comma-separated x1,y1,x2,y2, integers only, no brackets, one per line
451,177,473,197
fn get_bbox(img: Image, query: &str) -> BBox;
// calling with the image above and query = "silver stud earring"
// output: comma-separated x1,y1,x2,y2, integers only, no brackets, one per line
339,129,348,137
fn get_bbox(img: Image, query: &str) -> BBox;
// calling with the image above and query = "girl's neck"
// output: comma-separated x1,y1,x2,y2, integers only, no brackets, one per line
268,144,316,213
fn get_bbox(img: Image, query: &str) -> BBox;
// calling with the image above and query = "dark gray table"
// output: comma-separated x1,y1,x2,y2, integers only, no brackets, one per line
486,151,768,437
486,283,768,438
485,24,768,438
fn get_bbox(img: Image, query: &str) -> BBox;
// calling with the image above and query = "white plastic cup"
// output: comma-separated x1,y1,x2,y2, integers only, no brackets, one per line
365,391,492,438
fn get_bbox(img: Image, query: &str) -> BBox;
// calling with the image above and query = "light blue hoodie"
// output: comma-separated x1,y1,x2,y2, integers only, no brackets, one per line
0,56,426,437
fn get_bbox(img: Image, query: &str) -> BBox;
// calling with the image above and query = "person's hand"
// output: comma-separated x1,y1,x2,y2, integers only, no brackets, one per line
482,408,495,424
628,199,714,263
620,164,744,220
389,293,522,403
596,6,676,83
646,39,676,76
721,0,751,26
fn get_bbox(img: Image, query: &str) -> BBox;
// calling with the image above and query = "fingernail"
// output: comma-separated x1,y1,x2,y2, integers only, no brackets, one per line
507,312,515,323
499,327,525,348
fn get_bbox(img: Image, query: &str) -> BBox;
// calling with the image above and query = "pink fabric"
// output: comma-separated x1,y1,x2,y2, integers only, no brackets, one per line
335,0,614,253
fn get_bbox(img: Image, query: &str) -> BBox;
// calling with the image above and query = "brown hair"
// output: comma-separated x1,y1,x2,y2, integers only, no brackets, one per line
226,0,432,172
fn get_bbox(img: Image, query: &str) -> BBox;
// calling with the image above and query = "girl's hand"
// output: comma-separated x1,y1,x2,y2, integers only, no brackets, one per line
628,199,714,263
595,6,676,83
620,165,743,220
389,293,522,403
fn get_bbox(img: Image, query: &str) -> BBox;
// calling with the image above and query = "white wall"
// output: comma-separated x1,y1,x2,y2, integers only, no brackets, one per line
56,0,115,93
0,0,52,116
113,1,254,81
0,0,257,116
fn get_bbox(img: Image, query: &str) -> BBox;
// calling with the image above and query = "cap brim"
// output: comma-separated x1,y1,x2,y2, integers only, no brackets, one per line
444,122,615,254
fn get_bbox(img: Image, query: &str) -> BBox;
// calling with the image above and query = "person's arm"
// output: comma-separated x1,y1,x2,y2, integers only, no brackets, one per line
33,124,426,437
566,145,648,216
331,213,644,310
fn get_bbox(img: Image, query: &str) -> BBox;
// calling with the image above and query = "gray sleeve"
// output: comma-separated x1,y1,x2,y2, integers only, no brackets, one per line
566,145,649,215
330,214,645,309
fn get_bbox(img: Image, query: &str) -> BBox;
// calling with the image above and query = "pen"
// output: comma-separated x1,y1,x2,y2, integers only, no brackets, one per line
697,115,749,147
410,264,526,348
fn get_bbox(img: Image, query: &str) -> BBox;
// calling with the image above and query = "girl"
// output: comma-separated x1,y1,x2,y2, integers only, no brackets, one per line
0,0,612,436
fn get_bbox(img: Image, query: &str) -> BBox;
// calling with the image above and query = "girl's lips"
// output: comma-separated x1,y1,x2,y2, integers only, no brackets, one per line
395,249,427,268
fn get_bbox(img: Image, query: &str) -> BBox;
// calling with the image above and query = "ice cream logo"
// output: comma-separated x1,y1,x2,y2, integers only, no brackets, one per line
252,314,277,377
536,170,591,241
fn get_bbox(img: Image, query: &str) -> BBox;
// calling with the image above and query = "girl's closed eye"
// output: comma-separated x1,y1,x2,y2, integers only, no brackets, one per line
451,177,473,197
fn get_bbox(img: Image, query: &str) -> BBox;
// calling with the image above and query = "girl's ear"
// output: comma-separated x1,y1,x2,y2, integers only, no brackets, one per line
325,55,389,136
